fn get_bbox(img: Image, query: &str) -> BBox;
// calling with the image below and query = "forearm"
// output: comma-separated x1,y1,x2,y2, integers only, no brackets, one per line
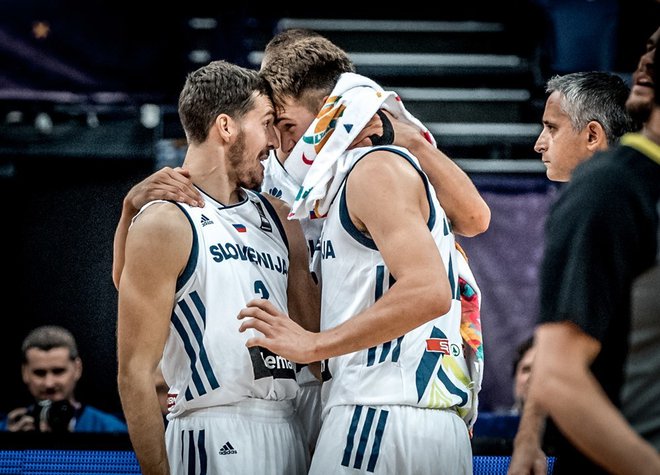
112,199,140,288
537,372,660,475
514,399,546,448
509,399,548,475
119,379,169,475
407,137,490,237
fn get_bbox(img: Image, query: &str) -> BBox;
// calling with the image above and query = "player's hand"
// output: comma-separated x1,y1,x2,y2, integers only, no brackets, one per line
349,109,396,149
238,299,318,364
124,166,204,213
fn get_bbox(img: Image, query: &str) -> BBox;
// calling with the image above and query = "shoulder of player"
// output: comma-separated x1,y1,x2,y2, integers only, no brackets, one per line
350,148,422,188
130,201,191,238
261,192,291,219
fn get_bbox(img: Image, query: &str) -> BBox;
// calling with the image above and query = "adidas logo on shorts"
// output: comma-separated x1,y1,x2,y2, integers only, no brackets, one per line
219,441,237,455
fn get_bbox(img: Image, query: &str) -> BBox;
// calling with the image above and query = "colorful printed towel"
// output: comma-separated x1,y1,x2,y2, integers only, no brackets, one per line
284,72,435,219
455,242,484,432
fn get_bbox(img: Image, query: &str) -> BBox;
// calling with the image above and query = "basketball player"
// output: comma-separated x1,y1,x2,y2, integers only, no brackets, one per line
238,36,475,474
116,60,319,475
113,30,490,460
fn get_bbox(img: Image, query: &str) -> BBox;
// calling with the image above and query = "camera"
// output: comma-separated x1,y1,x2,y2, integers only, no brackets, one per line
28,400,76,432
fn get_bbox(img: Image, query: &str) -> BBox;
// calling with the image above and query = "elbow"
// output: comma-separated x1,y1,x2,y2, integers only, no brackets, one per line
426,282,453,319
473,204,491,235
456,205,491,238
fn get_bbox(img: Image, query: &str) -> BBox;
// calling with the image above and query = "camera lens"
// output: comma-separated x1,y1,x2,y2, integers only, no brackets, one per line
47,400,75,432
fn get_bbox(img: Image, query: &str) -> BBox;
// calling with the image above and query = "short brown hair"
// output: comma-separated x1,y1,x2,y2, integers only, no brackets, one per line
261,28,324,70
178,60,272,145
260,36,355,113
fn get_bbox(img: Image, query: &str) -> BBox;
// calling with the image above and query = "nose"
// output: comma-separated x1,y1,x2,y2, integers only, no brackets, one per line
268,125,280,151
534,130,547,154
42,372,58,389
279,131,296,155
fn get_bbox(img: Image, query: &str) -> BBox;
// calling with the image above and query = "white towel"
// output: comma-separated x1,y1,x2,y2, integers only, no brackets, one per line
285,72,436,220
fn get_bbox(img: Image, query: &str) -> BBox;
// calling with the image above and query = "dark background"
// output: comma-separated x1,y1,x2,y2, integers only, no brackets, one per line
0,1,658,418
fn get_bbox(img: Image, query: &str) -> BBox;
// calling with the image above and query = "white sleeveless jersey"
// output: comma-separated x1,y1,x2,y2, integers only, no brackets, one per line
263,152,324,273
263,152,324,387
319,146,474,421
141,188,299,418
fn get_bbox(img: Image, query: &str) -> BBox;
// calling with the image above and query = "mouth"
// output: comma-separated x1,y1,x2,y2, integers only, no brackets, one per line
634,73,654,88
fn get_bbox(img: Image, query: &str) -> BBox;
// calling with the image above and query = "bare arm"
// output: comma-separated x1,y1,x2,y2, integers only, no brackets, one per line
352,111,491,237
112,167,203,288
117,203,191,475
508,397,548,475
264,194,320,334
530,322,660,475
239,151,452,362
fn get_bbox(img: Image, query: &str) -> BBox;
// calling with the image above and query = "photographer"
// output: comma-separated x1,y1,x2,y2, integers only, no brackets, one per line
0,325,127,433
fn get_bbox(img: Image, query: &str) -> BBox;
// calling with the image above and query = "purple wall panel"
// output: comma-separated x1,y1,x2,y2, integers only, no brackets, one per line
458,177,560,410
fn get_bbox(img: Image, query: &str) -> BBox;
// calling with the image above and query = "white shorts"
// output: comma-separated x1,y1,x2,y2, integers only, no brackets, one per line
309,404,472,475
165,399,309,475
295,374,322,456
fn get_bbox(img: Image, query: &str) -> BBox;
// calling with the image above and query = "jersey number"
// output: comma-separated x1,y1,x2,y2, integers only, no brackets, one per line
254,280,269,299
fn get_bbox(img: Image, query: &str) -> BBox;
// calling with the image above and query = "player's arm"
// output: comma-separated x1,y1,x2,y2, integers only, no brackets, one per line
529,322,660,475
112,167,203,289
239,151,452,362
117,202,191,475
264,194,320,334
353,111,491,237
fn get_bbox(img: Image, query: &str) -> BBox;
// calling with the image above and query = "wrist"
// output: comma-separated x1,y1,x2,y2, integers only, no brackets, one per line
122,195,140,217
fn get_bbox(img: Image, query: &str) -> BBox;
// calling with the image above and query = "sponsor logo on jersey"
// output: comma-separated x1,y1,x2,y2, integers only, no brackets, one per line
200,214,214,227
248,346,296,381
426,338,450,354
219,441,237,455
167,392,177,409
416,327,469,406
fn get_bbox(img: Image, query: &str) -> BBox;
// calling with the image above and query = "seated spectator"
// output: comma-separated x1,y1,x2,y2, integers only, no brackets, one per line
0,325,127,433
511,336,536,415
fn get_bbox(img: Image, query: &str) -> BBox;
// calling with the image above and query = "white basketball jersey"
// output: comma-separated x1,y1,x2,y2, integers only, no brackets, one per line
263,152,325,273
319,146,474,421
263,153,325,387
140,188,299,418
